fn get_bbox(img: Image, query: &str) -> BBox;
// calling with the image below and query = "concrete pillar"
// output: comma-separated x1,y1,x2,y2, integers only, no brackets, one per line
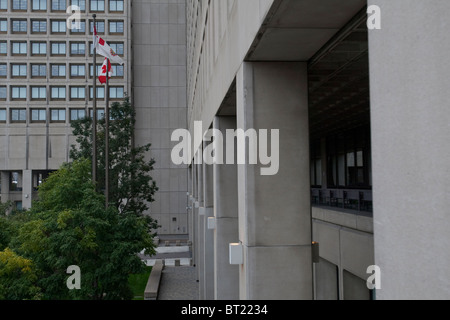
368,0,450,300
213,116,240,300
0,171,10,203
196,150,205,300
236,62,312,300
202,149,215,300
22,170,32,210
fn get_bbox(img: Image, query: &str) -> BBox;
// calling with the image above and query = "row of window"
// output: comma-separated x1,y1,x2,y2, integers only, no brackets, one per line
0,0,124,12
0,40,124,56
0,107,110,123
0,18,124,35
0,62,124,78
0,85,125,100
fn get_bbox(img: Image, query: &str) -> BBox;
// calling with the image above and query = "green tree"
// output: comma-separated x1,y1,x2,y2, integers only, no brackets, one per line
16,159,156,300
70,97,159,218
0,248,41,300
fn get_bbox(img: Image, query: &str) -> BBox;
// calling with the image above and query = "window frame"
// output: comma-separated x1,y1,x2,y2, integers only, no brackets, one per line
11,63,27,78
30,108,47,122
11,86,27,100
10,108,27,123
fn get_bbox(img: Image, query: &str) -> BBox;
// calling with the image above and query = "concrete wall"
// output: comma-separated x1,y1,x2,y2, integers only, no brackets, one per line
368,0,450,299
132,0,188,235
186,0,274,137
312,207,374,300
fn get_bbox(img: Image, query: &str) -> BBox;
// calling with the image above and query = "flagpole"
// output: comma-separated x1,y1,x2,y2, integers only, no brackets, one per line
105,58,110,209
92,14,97,187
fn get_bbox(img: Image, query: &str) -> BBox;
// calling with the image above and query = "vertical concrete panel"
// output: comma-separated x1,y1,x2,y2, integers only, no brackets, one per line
236,62,312,300
213,116,239,300
368,0,450,299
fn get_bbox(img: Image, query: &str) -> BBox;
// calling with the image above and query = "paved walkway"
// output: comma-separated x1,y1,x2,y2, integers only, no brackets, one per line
139,238,199,300
157,266,199,300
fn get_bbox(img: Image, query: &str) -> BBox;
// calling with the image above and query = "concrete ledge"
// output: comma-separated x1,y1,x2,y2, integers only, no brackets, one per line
144,259,164,300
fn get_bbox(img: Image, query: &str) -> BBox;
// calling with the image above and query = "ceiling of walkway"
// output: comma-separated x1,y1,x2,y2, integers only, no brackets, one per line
219,0,371,141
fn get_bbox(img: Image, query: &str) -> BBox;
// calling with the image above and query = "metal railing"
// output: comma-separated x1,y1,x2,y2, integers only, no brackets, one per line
311,188,373,214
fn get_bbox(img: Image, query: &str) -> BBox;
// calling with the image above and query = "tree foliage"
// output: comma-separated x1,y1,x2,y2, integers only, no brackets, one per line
13,159,156,300
70,97,159,217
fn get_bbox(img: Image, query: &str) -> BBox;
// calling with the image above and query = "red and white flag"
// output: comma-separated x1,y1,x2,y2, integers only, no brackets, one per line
93,26,124,65
98,58,112,84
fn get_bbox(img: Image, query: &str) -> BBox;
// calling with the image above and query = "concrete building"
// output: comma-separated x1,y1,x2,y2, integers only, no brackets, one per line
186,0,450,300
0,0,189,236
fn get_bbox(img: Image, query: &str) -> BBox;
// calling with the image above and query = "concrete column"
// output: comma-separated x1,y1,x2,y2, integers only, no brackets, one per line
22,170,32,210
0,171,10,203
202,149,215,300
236,62,312,300
196,151,205,300
368,0,450,300
213,116,239,300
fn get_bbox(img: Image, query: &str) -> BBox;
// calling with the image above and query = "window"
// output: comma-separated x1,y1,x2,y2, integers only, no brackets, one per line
326,127,372,188
89,86,105,99
51,42,66,55
12,42,27,55
0,0,7,10
70,20,85,33
32,0,47,10
12,0,27,10
51,64,66,77
31,87,46,99
0,86,6,99
70,86,85,99
11,109,26,122
90,108,105,119
109,21,123,34
31,20,47,33
51,20,66,33
32,42,47,55
89,20,104,34
0,64,6,77
90,0,104,11
109,42,124,55
31,109,47,122
52,0,66,11
0,109,6,122
109,87,124,99
71,0,85,11
70,64,85,77
15,201,23,211
11,86,26,99
12,64,27,77
0,41,7,54
0,19,7,32
31,64,46,77
51,109,66,122
109,0,123,12
70,109,86,121
89,64,102,77
12,19,27,33
111,65,123,77
51,87,66,99
71,42,86,55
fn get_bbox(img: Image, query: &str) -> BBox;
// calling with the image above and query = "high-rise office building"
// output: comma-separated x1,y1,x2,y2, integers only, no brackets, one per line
0,0,189,236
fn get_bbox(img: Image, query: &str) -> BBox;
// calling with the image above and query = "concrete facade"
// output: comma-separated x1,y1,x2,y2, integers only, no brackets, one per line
131,0,188,235
186,0,450,300
0,0,131,210
0,0,189,236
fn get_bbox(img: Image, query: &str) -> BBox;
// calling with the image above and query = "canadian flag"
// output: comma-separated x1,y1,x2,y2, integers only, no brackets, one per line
93,26,124,65
98,58,112,84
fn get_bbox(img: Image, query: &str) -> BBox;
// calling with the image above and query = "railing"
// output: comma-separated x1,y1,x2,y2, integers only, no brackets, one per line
311,188,373,215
